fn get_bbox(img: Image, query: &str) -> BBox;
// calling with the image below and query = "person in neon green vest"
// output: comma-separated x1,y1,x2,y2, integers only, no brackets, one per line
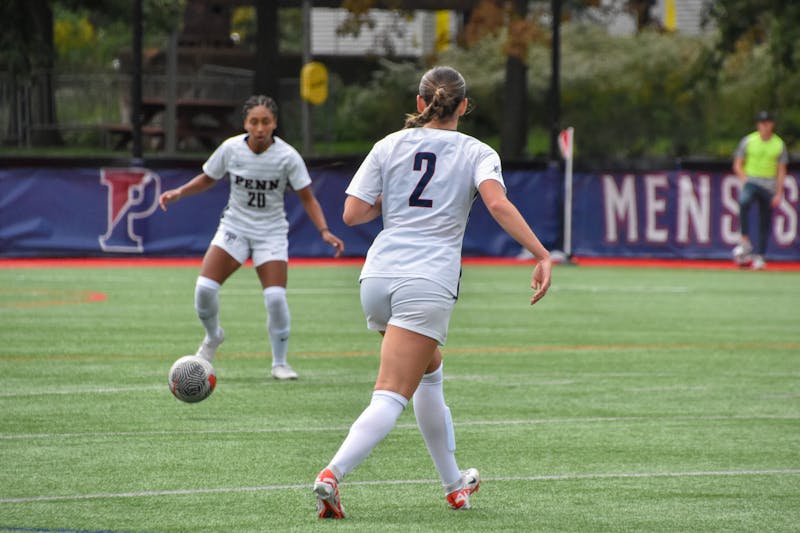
731,110,788,270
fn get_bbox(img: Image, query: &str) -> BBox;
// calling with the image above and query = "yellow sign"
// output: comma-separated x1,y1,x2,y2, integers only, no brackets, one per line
435,10,450,52
300,62,328,105
665,0,676,32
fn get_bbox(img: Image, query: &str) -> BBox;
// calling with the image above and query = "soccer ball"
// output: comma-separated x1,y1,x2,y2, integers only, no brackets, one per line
168,355,216,403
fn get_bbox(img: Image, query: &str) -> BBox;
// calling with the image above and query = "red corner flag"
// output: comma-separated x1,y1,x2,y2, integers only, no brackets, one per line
558,127,574,160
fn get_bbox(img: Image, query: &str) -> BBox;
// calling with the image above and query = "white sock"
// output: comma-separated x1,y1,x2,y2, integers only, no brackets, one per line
329,390,408,478
263,286,290,367
413,364,461,490
195,276,222,340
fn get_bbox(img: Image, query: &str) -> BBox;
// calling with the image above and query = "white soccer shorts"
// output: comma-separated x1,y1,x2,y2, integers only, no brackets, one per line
359,277,456,346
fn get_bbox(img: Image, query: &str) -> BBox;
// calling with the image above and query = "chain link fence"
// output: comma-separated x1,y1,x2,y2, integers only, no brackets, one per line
0,68,308,151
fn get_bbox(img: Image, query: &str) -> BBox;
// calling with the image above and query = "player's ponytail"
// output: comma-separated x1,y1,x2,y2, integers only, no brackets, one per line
404,66,467,129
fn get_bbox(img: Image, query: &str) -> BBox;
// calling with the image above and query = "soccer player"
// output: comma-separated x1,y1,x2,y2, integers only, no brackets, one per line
732,110,788,270
159,95,344,380
313,66,552,518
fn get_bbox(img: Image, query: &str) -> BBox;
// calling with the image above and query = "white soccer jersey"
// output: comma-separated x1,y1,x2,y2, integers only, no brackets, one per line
346,127,505,296
202,134,312,237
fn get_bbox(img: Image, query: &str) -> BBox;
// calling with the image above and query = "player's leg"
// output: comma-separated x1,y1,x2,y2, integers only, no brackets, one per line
383,281,477,509
314,278,475,517
413,356,463,495
415,357,481,509
752,186,773,269
330,327,437,473
734,182,756,263
194,229,244,362
254,260,295,379
315,325,433,518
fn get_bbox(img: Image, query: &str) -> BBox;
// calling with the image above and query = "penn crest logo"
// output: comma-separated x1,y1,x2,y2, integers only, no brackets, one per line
98,167,161,253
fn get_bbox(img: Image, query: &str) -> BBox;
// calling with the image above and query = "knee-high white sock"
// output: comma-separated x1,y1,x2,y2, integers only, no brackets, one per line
328,390,408,478
195,276,222,340
263,286,290,367
413,364,461,490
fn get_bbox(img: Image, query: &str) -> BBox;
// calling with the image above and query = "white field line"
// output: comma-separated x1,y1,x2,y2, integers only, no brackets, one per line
550,284,691,293
0,385,164,397
461,283,693,294
1,415,798,441
3,367,798,398
253,285,694,296
1,469,798,504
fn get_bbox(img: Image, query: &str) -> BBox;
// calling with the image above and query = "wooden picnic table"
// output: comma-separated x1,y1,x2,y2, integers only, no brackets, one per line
105,97,242,151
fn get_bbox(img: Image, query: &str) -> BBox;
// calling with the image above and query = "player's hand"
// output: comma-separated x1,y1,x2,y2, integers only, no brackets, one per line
159,190,181,211
530,257,552,305
322,230,345,258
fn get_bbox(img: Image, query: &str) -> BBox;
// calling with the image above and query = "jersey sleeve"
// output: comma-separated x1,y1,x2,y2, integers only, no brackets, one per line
778,142,789,164
286,149,313,191
474,146,506,191
202,140,230,180
346,142,384,204
733,136,748,160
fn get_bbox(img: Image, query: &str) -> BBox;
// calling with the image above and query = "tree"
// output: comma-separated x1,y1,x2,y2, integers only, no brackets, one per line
698,0,800,125
500,0,533,158
705,0,800,71
1,0,60,145
334,1,538,157
254,1,280,102
0,0,182,147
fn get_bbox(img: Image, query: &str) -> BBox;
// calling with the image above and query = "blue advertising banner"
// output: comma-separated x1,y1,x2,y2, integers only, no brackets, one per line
1,167,226,257
571,171,799,260
0,166,561,258
2,165,797,260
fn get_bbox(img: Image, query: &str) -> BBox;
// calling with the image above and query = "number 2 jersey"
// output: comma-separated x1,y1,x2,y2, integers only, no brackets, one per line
346,127,505,297
202,134,312,238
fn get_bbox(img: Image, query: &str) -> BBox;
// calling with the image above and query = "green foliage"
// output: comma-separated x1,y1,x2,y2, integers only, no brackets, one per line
231,7,303,55
51,1,184,73
555,25,713,159
438,32,509,141
0,1,52,75
706,0,800,70
6,2,799,160
348,21,799,160
329,60,421,143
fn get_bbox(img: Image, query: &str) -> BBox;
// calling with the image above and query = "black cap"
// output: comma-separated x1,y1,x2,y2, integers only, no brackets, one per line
755,110,774,122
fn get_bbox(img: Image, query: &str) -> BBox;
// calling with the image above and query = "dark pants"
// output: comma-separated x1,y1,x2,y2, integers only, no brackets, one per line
739,182,773,255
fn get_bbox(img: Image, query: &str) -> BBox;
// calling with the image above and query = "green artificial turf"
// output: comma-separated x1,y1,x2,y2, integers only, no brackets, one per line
1,263,798,532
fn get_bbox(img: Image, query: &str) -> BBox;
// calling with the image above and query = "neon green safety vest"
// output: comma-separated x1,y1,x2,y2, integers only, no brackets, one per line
743,131,785,178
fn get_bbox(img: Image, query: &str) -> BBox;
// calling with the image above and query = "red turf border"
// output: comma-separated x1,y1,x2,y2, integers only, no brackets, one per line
1,256,799,271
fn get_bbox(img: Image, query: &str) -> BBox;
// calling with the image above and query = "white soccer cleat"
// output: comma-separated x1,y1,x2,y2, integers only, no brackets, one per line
751,255,766,270
446,468,480,510
271,363,298,380
732,242,753,266
195,328,224,363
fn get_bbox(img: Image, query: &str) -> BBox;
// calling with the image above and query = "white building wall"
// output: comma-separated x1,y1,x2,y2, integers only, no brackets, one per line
311,8,438,57
655,0,713,36
583,0,713,36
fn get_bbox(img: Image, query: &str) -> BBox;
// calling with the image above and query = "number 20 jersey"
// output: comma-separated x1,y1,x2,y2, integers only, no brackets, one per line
202,134,312,238
346,127,505,297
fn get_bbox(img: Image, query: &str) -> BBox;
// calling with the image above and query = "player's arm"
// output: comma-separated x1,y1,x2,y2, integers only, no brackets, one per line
772,161,787,207
733,138,747,182
343,194,382,226
733,156,747,182
296,186,344,257
159,173,217,211
478,179,551,305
